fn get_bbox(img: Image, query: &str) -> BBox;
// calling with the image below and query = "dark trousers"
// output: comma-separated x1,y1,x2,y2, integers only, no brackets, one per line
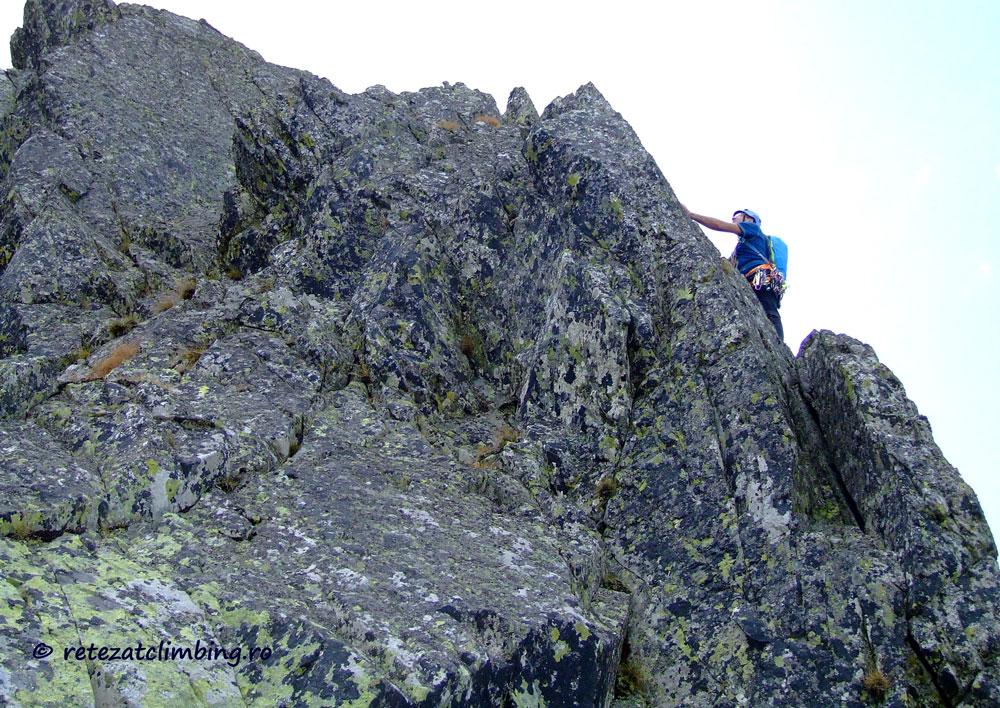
754,288,784,340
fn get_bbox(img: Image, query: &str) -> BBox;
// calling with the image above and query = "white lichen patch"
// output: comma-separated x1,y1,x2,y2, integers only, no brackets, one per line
385,635,420,670
149,465,173,515
125,578,201,617
399,507,441,530
285,526,318,554
741,471,791,544
500,549,533,575
512,536,533,555
334,568,370,588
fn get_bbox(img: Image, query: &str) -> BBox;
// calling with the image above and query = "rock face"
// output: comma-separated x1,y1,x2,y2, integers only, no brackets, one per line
0,2,996,706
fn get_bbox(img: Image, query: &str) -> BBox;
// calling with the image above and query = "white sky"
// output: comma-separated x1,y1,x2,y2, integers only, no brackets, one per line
2,1,998,536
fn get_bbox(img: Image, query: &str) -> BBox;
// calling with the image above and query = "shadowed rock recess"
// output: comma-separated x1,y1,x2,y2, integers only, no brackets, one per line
0,2,997,706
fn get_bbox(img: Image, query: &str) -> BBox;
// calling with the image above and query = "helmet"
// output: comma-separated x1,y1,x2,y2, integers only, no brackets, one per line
733,209,761,225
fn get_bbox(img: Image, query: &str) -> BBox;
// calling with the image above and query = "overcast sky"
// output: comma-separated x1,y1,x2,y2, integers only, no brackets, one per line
3,1,998,535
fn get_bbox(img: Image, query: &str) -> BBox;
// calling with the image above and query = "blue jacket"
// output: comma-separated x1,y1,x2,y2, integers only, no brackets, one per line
734,221,771,275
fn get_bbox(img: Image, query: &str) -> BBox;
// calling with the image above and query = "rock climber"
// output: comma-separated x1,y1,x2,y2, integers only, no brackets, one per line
681,205,784,339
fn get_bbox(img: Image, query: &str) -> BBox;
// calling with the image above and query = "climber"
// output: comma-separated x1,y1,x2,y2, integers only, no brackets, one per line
681,205,784,339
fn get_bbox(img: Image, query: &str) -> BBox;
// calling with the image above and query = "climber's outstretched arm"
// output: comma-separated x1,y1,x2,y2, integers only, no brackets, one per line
680,204,741,235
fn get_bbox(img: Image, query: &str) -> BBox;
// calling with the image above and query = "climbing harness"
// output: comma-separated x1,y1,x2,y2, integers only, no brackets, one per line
745,262,785,296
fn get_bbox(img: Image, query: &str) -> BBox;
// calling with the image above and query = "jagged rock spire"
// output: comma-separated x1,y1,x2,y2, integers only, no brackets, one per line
504,86,538,129
11,0,119,70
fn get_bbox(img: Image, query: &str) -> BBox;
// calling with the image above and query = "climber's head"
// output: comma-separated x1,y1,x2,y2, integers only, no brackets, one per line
732,209,761,226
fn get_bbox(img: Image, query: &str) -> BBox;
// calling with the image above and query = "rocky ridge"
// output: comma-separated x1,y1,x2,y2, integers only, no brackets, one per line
0,1,997,706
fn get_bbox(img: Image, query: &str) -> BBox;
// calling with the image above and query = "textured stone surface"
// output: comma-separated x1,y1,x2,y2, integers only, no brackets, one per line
798,331,999,705
0,2,997,706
